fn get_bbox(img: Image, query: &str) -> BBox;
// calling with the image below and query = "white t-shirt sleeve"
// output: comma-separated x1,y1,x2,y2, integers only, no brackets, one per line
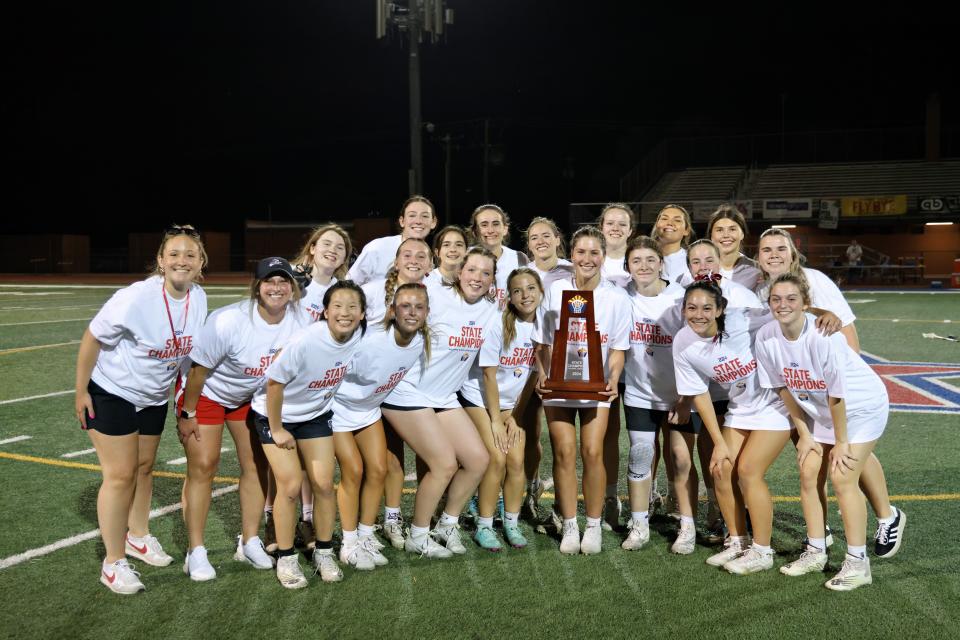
754,330,781,390
88,287,136,347
265,339,304,385
478,318,503,368
607,290,632,351
190,312,231,369
821,333,849,399
805,268,856,326
673,339,708,396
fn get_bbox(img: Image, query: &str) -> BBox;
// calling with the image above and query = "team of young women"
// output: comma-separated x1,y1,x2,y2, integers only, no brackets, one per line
77,200,904,596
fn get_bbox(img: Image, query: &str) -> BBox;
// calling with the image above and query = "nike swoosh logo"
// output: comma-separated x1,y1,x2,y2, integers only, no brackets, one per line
102,570,116,584
128,540,148,555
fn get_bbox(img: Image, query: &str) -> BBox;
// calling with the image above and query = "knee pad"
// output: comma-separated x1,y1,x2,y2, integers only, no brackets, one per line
628,440,655,482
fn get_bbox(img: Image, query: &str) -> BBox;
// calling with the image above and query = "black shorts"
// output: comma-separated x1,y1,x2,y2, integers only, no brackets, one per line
251,410,333,444
689,400,730,436
382,403,456,413
456,392,480,409
624,405,667,433
85,380,168,436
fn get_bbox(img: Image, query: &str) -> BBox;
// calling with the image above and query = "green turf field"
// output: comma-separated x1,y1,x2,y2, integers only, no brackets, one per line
1,285,958,640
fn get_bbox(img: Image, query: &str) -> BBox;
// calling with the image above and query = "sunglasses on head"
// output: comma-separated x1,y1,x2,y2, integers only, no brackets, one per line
165,225,201,238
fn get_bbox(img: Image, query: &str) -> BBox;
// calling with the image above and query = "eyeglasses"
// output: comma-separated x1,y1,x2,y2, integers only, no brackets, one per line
164,225,201,238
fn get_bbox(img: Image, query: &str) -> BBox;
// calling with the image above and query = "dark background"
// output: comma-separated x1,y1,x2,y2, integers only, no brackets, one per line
5,1,955,244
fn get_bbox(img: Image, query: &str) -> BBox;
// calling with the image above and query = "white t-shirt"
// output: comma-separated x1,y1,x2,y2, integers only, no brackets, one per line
536,277,631,408
755,267,856,327
300,277,337,323
602,255,631,288
755,314,887,432
427,267,455,286
662,249,688,284
677,274,762,310
492,246,527,305
89,276,207,408
529,259,574,293
387,284,499,409
347,234,402,286
250,321,362,423
460,317,538,410
331,325,425,431
623,282,686,410
672,307,789,430
188,300,309,408
361,278,390,325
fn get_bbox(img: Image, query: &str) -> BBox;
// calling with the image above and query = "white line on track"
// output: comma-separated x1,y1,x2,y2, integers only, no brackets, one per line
166,447,230,465
0,484,239,570
0,318,90,327
0,390,73,406
0,435,32,445
61,448,97,458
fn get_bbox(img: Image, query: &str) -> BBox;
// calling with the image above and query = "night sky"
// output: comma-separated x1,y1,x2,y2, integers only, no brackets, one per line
5,1,954,241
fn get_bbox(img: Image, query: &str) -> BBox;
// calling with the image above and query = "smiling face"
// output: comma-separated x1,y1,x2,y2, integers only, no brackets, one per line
757,233,794,278
310,230,348,274
683,289,722,338
654,207,690,247
157,236,202,291
710,218,744,258
399,201,437,240
435,230,467,272
324,289,364,342
257,275,293,315
687,243,721,278
571,236,604,282
627,246,663,288
527,222,562,262
391,287,429,338
458,254,496,303
395,239,432,283
474,208,508,251
601,209,632,252
508,273,543,319
769,281,808,329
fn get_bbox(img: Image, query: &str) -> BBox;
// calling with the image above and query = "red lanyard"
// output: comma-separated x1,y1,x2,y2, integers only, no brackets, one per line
162,286,190,350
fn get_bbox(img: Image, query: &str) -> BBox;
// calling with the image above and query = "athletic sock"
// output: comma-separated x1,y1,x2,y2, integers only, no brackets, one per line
342,530,358,545
752,543,772,554
358,524,375,537
563,517,578,530
631,511,649,523
680,515,695,526
877,506,898,526
385,506,401,522
585,516,601,529
410,524,429,540
847,544,866,560
314,539,332,550
808,537,826,552
438,512,459,527
477,516,494,529
504,511,519,528
302,504,313,524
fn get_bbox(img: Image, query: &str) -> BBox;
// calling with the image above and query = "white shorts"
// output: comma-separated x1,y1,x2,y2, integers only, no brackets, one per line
813,404,888,445
723,403,791,431
543,398,612,410
330,405,381,433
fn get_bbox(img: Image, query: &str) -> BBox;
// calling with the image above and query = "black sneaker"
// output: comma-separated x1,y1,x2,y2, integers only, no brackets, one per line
874,508,906,558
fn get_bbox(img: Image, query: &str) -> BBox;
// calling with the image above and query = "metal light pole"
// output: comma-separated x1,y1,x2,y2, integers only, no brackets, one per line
376,0,454,197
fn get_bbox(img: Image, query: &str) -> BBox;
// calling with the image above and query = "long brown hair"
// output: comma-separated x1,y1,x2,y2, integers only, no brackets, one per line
651,204,695,248
382,282,432,363
524,216,567,260
468,203,511,246
151,224,207,281
501,268,543,348
292,223,352,280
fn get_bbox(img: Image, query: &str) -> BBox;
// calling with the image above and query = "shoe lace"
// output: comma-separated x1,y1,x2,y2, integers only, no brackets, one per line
874,521,891,546
114,559,141,579
313,551,337,575
361,536,384,554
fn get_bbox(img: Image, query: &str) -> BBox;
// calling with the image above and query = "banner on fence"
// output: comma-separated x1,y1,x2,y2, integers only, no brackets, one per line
818,199,840,229
841,195,907,217
919,195,959,214
762,198,813,220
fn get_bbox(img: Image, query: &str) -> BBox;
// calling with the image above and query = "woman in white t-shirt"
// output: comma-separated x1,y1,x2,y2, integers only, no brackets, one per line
75,225,208,595
381,248,499,558
177,257,308,581
755,274,891,591
461,268,543,551
249,282,366,589
672,280,791,575
362,238,432,325
755,228,901,555
293,223,352,322
468,203,528,305
620,237,690,553
331,283,429,571
348,195,438,286
534,226,631,556
651,203,695,284
430,225,468,285
706,204,762,290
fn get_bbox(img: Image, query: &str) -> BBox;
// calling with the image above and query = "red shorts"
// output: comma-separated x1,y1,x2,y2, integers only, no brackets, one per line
177,394,251,426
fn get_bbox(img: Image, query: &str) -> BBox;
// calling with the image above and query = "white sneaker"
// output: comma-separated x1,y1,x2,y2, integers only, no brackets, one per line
234,535,274,570
671,520,697,555
339,540,375,571
706,537,747,567
724,546,774,575
432,523,467,555
559,520,581,555
312,549,343,582
780,547,829,576
125,533,173,567
183,546,216,581
382,519,406,550
360,535,389,566
404,532,454,558
601,496,621,532
100,558,144,595
825,555,872,591
621,518,650,551
581,523,603,555
276,554,308,589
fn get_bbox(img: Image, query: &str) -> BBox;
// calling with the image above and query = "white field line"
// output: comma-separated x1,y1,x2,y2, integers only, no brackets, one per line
0,390,73,406
0,435,32,446
166,447,230,465
61,448,97,458
0,318,90,327
0,484,239,570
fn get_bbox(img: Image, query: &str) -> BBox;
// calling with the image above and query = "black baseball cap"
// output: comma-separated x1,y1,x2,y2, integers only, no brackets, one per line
255,256,297,281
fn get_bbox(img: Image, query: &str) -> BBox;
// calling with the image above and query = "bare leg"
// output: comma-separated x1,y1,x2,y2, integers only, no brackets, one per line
735,429,792,546
89,431,138,563
127,434,161,537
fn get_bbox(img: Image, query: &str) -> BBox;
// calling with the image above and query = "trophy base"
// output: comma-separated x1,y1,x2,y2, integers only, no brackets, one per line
542,380,609,402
